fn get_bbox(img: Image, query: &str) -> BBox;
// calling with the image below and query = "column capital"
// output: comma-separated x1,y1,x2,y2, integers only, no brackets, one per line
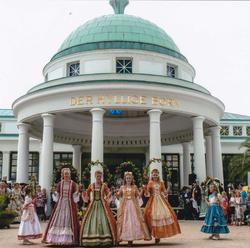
147,109,162,116
41,113,55,127
192,116,205,122
72,144,82,151
2,151,10,155
208,126,221,136
17,122,30,131
41,113,56,118
182,142,191,148
148,109,162,123
90,108,105,115
192,116,205,129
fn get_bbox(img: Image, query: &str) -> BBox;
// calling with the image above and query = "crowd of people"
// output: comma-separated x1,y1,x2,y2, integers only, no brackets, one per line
0,179,47,223
179,181,250,226
1,170,250,245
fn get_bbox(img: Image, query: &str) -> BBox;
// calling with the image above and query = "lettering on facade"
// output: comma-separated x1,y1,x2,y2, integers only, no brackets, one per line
70,95,179,108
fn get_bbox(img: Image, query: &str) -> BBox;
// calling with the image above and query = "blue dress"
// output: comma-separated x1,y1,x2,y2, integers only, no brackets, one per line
201,193,229,234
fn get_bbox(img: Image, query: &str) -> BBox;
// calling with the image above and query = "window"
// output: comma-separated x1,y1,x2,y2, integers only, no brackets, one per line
190,153,194,174
67,62,80,76
9,152,39,182
28,152,39,180
116,58,132,74
53,152,73,169
220,126,229,136
233,126,242,136
0,152,2,179
161,154,180,193
9,152,17,181
167,64,177,78
247,126,250,136
0,122,2,132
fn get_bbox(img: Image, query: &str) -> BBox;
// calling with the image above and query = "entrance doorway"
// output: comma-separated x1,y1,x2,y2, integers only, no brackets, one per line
81,152,146,178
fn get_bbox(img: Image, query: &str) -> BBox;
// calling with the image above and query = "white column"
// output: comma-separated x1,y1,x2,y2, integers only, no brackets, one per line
229,125,233,136
205,135,213,177
2,151,10,180
90,108,105,183
242,125,247,137
16,123,30,183
192,116,206,183
72,145,82,177
179,153,184,188
182,142,191,186
210,126,224,183
39,114,55,193
148,109,162,177
145,148,150,166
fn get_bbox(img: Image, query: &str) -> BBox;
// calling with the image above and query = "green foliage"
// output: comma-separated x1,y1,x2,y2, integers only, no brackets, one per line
0,195,17,228
53,164,79,184
81,162,113,187
0,195,9,211
228,155,250,183
0,210,17,219
143,159,170,186
115,161,142,186
227,138,250,184
0,210,17,228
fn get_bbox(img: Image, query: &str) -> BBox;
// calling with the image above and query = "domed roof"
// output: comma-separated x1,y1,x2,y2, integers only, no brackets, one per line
51,14,187,62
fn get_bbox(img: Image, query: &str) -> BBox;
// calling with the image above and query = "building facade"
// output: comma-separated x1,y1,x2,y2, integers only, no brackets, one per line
1,1,250,193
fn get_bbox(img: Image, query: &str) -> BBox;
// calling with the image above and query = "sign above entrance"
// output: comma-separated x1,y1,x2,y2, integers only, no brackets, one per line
70,95,180,108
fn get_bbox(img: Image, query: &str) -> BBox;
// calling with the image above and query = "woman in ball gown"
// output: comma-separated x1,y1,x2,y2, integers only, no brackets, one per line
201,184,229,240
42,168,79,246
80,170,116,247
144,168,181,244
116,172,151,246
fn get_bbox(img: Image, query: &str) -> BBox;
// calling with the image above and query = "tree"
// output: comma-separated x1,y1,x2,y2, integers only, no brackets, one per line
227,138,250,184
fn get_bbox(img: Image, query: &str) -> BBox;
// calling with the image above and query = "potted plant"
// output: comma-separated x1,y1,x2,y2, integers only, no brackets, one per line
0,195,17,229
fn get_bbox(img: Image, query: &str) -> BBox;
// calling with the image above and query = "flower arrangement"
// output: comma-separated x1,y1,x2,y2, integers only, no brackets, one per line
78,209,86,222
148,158,163,166
201,176,221,192
88,160,104,167
143,158,170,185
115,161,143,186
82,161,113,187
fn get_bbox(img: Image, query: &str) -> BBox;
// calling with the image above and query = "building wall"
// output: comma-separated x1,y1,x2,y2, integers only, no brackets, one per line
44,49,195,82
1,116,250,183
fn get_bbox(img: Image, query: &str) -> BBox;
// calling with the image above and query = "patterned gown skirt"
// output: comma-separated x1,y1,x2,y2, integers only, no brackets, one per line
81,199,113,246
144,194,181,239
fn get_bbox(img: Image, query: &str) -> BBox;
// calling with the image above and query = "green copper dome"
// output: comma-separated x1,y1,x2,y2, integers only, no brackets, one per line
51,14,187,62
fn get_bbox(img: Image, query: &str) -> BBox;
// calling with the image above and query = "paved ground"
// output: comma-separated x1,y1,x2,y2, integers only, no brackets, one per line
0,221,249,247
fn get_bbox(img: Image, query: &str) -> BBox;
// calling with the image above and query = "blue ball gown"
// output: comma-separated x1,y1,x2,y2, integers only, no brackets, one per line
201,193,230,234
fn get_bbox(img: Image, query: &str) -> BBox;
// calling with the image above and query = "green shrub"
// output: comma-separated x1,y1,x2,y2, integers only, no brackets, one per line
0,195,9,211
0,210,17,228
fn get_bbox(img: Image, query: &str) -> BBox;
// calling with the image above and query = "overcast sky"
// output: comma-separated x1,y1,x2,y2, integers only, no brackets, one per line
0,0,250,116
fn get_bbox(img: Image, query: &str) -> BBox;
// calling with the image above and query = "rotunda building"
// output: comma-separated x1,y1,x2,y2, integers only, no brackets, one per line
12,0,225,192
